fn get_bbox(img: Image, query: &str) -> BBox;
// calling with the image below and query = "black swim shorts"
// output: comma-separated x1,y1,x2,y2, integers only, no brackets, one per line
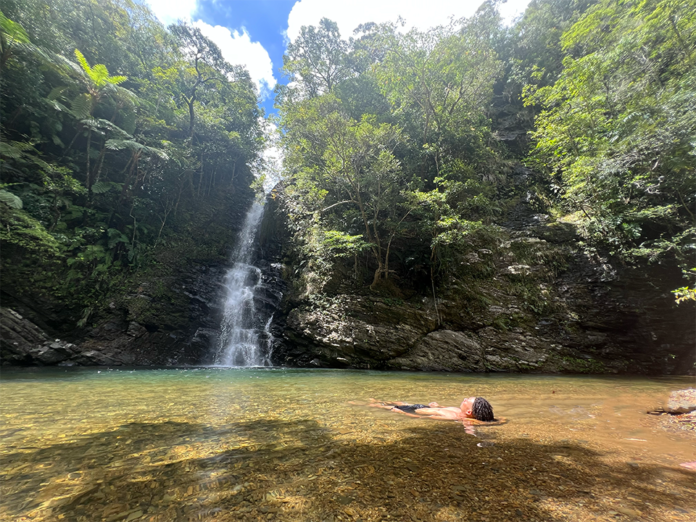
393,404,429,413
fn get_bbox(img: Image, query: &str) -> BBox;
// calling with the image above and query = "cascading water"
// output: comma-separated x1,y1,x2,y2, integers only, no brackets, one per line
214,202,273,366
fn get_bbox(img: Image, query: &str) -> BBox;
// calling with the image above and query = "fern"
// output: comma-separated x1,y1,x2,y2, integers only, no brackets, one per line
49,100,70,113
74,49,92,77
74,49,127,88
0,189,23,209
82,118,132,139
108,75,127,85
0,10,30,44
91,181,114,194
71,94,91,119
121,110,137,135
47,86,69,101
106,139,168,160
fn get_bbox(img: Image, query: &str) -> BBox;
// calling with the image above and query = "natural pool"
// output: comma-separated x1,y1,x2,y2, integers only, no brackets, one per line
1,368,694,522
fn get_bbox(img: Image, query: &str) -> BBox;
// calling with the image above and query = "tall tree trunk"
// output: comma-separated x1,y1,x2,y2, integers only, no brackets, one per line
85,129,92,191
197,152,204,197
371,260,385,290
119,151,140,202
187,97,195,138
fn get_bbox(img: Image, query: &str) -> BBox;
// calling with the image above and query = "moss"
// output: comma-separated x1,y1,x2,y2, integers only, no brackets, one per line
559,356,608,374
0,204,62,256
383,297,404,307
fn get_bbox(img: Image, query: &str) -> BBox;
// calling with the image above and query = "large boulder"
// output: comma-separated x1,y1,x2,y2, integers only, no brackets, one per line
0,307,79,365
389,330,485,371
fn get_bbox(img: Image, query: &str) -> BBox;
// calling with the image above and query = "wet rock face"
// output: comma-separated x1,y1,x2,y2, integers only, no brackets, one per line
390,330,485,372
76,263,229,366
1,308,79,365
265,194,695,374
281,297,437,367
273,259,694,374
1,261,230,367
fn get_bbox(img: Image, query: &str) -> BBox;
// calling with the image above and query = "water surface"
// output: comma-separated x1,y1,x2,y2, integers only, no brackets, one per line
1,368,694,521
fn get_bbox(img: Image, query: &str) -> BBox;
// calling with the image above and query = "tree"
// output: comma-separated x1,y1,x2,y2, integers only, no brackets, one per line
527,0,696,268
70,49,135,193
169,22,235,137
0,0,265,319
282,96,413,288
278,15,509,293
283,18,352,99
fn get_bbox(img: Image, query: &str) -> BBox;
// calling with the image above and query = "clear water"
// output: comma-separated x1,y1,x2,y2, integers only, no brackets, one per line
1,369,694,521
215,203,273,366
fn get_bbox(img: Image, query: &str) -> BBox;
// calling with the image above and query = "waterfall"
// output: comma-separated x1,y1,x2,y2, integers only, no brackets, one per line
214,202,272,366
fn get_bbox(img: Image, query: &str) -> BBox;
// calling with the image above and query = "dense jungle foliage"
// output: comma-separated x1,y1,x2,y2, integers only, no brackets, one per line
1,0,694,328
0,0,265,322
276,0,695,300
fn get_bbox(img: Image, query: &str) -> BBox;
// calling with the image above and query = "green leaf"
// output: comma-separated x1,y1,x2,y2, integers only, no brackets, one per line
107,228,129,248
74,49,92,77
91,181,115,194
0,141,23,159
0,10,30,44
71,94,91,119
0,189,23,209
47,86,69,101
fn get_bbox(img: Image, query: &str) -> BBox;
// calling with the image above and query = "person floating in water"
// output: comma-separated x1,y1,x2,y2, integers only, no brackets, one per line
368,396,495,422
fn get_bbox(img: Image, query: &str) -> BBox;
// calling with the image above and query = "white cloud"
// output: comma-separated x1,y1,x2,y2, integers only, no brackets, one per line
145,0,198,26
194,21,277,100
143,2,277,100
286,0,530,43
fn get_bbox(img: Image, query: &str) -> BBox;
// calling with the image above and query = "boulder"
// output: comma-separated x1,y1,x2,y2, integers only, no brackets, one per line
1,308,50,364
666,389,696,414
389,330,485,371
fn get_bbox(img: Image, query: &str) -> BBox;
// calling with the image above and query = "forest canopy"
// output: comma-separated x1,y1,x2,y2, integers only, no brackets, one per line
275,0,695,298
1,0,265,314
1,0,694,316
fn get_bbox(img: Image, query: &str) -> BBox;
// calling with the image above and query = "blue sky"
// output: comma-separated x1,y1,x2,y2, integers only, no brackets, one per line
144,0,531,117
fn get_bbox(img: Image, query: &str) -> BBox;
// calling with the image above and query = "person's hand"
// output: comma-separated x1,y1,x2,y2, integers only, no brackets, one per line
428,402,440,408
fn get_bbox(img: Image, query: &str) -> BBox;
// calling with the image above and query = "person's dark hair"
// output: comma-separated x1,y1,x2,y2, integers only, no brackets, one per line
472,397,494,421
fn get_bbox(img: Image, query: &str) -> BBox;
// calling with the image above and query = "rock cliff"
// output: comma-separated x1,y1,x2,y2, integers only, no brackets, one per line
1,191,255,367
260,189,695,375
3,185,694,374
